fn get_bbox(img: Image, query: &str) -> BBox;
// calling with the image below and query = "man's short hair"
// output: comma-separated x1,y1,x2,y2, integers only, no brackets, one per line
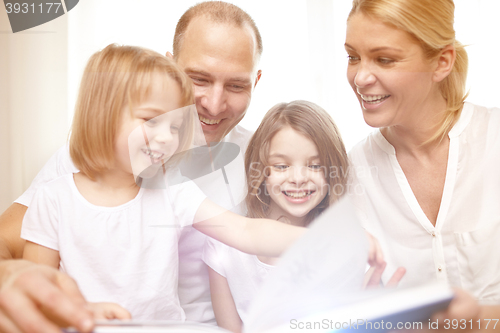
173,1,263,59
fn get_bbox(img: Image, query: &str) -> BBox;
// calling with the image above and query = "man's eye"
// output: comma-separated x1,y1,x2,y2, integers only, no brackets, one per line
190,77,208,84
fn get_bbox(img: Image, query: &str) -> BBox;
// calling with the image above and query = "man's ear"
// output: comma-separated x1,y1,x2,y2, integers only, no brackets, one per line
433,44,455,83
254,70,262,89
166,51,174,59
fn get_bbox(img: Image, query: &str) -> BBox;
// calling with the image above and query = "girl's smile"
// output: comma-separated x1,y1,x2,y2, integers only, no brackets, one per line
265,126,328,226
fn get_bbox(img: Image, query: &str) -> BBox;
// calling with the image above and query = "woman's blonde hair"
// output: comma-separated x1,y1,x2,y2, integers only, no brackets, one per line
349,0,468,142
70,44,194,180
245,101,349,225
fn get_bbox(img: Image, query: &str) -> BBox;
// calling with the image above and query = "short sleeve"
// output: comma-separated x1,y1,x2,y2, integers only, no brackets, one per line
15,144,77,207
167,176,207,228
201,237,228,278
20,183,61,251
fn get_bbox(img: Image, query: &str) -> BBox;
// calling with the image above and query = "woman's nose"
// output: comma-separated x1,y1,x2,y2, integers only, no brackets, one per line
354,63,376,89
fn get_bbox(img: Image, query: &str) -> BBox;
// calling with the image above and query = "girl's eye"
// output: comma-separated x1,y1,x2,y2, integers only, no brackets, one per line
171,125,180,133
309,164,322,170
273,165,289,171
143,118,157,126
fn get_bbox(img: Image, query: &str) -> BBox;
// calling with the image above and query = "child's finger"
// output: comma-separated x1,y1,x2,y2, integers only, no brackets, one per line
385,267,406,288
105,303,131,320
365,231,384,266
364,261,386,289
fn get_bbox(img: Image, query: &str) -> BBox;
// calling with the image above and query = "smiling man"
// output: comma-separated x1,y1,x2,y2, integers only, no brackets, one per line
0,2,262,331
169,2,263,325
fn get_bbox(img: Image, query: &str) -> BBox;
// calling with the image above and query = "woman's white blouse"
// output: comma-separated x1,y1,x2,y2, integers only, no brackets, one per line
349,102,500,304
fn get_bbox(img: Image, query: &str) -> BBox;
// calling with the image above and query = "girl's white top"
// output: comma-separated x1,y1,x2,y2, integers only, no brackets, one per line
349,102,500,305
202,237,273,325
21,172,207,320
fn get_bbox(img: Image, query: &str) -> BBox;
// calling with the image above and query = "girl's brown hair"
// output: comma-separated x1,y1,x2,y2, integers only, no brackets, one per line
70,44,194,180
245,100,349,225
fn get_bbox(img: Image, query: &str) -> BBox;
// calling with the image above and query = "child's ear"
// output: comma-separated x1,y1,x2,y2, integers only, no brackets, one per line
166,52,174,59
433,44,455,83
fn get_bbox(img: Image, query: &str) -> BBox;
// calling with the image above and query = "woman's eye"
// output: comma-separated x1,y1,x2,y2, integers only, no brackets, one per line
378,57,394,65
171,125,180,133
347,55,360,63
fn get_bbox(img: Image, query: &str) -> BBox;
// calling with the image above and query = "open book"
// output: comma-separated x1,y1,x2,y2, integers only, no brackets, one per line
244,197,453,332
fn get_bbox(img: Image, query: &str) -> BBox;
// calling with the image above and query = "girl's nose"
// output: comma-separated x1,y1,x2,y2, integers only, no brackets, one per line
288,166,308,186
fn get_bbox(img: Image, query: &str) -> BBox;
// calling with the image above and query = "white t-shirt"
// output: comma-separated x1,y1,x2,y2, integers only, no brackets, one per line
201,238,273,326
21,173,206,320
177,125,253,324
349,102,500,304
15,125,253,324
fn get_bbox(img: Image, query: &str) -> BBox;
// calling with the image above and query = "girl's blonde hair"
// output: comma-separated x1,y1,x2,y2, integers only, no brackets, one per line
245,101,349,225
70,44,194,180
349,0,468,143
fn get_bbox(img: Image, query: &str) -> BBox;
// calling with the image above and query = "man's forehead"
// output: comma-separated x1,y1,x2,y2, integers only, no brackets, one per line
176,15,259,68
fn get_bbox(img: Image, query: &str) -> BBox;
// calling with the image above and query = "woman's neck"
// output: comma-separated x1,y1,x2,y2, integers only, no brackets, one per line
381,96,450,157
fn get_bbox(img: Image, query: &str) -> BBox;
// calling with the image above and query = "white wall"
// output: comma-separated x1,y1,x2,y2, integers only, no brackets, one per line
1,0,500,210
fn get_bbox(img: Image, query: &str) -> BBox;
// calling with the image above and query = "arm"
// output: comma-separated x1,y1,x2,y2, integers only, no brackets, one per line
0,203,28,260
23,241,60,267
208,267,243,333
429,289,499,332
193,199,306,257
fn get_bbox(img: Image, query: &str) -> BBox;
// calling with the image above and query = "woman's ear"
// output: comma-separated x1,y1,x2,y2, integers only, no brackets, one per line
433,44,456,83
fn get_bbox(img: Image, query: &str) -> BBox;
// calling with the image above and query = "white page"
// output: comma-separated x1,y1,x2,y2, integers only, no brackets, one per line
245,197,368,332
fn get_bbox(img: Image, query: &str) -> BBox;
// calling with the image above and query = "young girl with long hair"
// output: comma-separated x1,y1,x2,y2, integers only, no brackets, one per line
20,44,306,321
202,100,350,332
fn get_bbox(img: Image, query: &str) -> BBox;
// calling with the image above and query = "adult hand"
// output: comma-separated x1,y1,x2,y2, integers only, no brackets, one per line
0,260,94,333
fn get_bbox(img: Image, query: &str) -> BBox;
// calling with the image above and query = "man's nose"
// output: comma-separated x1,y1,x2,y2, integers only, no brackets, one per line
198,84,227,117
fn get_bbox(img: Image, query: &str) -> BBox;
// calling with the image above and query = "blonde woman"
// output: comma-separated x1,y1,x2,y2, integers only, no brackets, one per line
346,0,500,328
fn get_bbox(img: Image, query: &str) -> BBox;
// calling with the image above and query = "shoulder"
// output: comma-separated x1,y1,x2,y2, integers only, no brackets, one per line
35,174,74,198
348,130,382,165
465,102,500,127
226,125,254,151
455,102,500,141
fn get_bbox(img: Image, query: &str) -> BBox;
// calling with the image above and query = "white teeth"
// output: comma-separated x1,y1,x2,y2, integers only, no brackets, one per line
284,191,312,198
360,94,390,103
199,115,221,125
143,149,164,161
